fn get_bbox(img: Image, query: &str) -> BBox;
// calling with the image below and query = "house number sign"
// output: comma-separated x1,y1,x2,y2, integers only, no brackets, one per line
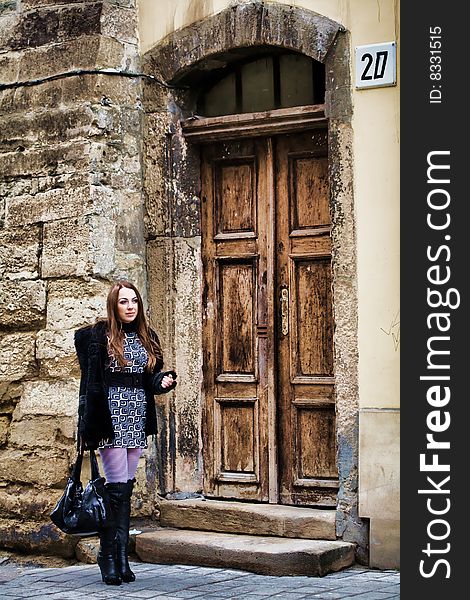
355,42,397,89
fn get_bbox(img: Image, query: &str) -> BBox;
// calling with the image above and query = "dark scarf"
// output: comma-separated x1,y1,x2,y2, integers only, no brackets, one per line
120,320,138,333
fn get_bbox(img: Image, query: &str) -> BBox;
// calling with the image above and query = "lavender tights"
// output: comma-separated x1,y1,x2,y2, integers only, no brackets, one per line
99,447,143,483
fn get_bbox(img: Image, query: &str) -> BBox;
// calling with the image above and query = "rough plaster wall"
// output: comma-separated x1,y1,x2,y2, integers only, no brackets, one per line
142,78,203,495
0,0,149,557
142,2,368,562
325,34,368,563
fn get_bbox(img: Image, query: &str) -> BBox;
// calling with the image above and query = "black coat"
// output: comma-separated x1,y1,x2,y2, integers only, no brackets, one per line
74,320,175,449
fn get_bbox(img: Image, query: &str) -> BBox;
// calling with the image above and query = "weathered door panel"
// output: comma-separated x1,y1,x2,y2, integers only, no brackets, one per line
276,131,338,506
201,139,274,501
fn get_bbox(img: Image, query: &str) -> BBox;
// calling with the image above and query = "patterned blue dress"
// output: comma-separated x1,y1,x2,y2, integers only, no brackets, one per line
100,332,148,449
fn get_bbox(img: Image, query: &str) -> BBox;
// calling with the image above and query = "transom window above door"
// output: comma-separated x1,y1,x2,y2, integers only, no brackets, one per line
198,51,325,117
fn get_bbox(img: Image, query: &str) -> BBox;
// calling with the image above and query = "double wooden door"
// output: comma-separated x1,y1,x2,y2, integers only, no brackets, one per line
201,129,338,506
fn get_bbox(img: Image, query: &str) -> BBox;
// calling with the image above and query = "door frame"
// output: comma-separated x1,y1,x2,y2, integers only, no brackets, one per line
182,105,327,144
183,105,330,505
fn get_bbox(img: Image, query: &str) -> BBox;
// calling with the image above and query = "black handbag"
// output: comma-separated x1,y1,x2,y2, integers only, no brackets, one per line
50,443,113,535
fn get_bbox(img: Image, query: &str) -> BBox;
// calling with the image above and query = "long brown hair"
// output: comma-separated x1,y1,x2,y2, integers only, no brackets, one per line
106,280,163,372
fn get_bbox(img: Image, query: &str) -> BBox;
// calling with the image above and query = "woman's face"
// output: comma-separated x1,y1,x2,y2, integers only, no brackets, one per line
117,287,139,323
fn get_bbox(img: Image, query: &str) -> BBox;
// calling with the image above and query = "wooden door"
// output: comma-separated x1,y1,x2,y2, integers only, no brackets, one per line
276,131,338,506
201,138,275,502
201,129,338,505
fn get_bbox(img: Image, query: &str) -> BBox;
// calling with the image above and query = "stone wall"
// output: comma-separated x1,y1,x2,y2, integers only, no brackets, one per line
0,0,150,556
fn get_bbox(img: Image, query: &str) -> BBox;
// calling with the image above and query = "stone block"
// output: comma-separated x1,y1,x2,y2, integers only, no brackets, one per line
88,215,117,276
21,0,84,9
0,142,89,178
89,104,122,139
7,186,92,227
89,183,117,215
0,448,71,486
0,415,10,446
115,192,144,249
36,328,79,379
46,278,108,330
88,72,141,105
6,178,124,228
173,238,202,485
110,170,141,192
141,77,170,114
0,224,40,280
0,1,17,16
143,112,169,237
75,536,99,564
145,126,200,239
0,517,78,558
136,529,355,577
130,457,154,517
41,217,90,278
39,355,79,380
0,106,93,151
35,327,76,359
1,171,86,200
17,34,126,82
0,382,21,415
0,74,140,116
0,107,36,153
0,13,18,50
6,4,103,51
0,88,15,116
0,81,58,115
0,52,19,86
89,142,123,182
147,237,203,491
120,38,140,72
9,415,76,449
0,141,89,179
160,499,336,541
0,279,46,329
13,379,79,420
0,485,60,519
112,252,146,300
122,105,141,135
147,238,172,346
0,332,37,382
101,3,138,45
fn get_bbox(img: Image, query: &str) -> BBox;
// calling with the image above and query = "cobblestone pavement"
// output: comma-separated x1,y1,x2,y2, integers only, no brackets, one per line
0,560,399,599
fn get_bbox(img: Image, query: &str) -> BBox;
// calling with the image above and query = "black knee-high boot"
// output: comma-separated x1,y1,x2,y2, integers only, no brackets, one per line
106,479,136,583
97,520,122,585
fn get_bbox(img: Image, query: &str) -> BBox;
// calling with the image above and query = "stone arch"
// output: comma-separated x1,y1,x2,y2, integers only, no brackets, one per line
144,3,342,86
142,2,366,563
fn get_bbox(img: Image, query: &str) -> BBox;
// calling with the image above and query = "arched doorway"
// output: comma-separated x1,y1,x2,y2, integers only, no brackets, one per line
182,51,335,506
142,1,367,559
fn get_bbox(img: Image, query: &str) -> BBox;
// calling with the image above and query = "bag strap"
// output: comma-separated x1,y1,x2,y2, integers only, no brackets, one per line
77,395,86,452
71,443,85,483
89,448,102,480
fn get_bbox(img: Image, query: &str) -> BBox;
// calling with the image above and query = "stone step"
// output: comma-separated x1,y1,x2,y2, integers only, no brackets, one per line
159,498,336,540
136,527,355,577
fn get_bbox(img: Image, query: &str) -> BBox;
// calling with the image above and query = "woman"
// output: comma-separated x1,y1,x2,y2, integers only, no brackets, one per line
74,280,176,586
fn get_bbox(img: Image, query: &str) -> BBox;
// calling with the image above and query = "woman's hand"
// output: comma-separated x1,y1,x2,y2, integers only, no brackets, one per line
160,373,175,389
153,370,177,394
